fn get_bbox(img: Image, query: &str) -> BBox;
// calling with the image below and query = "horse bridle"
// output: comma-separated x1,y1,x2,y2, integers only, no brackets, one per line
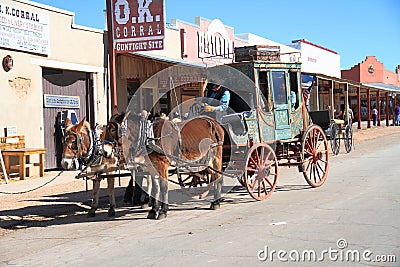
64,128,94,166
107,114,125,141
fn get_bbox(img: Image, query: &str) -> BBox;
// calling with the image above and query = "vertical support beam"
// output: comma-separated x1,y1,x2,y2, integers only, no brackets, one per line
394,94,397,126
385,92,389,126
357,86,361,129
367,89,371,128
316,77,319,110
377,90,381,126
106,0,118,109
345,83,349,122
330,80,334,118
0,150,9,184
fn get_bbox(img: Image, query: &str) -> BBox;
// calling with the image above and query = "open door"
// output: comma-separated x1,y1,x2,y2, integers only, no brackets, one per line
271,70,292,140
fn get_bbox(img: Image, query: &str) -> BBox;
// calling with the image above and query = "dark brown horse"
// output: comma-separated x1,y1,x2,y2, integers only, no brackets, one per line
61,115,125,217
127,114,225,219
104,109,151,207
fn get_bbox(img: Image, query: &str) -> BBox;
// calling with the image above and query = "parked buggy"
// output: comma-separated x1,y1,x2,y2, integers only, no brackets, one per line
308,109,353,155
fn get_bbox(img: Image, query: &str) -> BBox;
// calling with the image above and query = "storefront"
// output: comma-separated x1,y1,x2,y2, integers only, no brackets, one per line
0,0,107,169
342,56,400,127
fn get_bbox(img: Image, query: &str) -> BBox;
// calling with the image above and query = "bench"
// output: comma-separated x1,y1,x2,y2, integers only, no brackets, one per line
0,136,46,180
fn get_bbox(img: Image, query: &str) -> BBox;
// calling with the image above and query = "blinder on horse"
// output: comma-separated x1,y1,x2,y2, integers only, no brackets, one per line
107,113,126,141
63,123,106,169
64,130,81,152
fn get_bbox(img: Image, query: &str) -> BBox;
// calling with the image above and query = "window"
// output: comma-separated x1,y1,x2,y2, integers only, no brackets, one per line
259,71,269,111
272,71,287,105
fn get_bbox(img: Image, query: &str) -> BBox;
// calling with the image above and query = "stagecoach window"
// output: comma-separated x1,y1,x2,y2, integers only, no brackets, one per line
272,71,287,105
259,71,270,112
290,71,299,111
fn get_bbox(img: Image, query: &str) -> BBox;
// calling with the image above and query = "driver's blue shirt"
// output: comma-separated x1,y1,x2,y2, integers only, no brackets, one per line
206,90,230,112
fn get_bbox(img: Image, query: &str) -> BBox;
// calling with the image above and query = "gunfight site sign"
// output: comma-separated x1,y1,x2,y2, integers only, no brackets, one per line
111,0,165,53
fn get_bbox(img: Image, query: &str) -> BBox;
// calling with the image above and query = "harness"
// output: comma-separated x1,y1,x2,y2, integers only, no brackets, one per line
64,124,106,170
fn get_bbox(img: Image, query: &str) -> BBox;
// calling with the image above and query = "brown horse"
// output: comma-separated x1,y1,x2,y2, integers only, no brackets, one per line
128,114,225,220
104,109,152,207
61,116,124,217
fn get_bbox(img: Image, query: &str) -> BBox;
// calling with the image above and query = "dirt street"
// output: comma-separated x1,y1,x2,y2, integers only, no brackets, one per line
1,124,399,238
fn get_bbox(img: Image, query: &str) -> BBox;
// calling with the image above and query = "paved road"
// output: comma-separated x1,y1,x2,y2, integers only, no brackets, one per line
0,133,399,266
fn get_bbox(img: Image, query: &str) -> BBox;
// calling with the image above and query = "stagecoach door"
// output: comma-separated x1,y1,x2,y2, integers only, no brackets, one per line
270,70,292,140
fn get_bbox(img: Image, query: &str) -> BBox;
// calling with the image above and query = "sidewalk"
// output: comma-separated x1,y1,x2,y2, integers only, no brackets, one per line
352,120,400,142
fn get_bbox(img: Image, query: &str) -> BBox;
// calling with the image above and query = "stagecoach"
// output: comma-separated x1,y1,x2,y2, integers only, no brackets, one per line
167,45,330,201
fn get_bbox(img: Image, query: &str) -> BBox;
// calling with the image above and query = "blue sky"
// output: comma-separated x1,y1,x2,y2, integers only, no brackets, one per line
32,0,399,72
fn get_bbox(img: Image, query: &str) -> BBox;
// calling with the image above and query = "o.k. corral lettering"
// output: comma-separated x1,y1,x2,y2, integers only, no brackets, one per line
111,0,165,53
44,94,80,109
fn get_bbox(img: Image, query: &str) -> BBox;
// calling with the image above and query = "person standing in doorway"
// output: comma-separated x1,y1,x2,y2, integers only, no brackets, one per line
371,105,378,126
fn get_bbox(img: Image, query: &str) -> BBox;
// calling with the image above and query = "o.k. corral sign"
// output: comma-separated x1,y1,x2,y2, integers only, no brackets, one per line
111,0,165,53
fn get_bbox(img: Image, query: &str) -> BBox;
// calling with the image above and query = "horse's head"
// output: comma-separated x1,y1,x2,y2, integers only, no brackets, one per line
61,117,92,170
106,110,130,146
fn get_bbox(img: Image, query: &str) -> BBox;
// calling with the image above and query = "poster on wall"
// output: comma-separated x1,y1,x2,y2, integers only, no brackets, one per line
0,2,50,55
110,0,165,53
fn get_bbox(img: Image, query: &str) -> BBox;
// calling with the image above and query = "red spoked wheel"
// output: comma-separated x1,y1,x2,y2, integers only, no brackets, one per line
244,143,278,201
301,125,329,187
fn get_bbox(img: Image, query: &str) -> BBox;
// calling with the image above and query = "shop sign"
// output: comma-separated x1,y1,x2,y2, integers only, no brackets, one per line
0,2,50,55
111,0,165,53
197,19,234,59
158,75,203,89
44,94,80,108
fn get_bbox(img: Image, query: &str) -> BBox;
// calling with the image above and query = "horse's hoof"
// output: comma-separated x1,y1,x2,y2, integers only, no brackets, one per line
210,203,220,210
87,209,96,217
107,209,116,217
147,210,157,219
157,213,167,220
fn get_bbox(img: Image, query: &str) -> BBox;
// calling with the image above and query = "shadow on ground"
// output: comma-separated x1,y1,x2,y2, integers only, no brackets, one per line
0,183,313,233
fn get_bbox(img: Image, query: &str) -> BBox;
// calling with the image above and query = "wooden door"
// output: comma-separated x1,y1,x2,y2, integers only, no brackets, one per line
42,68,93,169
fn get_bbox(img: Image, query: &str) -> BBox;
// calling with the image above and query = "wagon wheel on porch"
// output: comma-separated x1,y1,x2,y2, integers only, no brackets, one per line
300,125,329,187
177,170,212,199
244,143,278,201
344,124,353,153
329,122,340,155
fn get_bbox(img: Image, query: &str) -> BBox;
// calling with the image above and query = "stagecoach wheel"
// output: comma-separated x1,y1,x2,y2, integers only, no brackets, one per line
177,171,211,199
244,143,278,201
344,124,353,153
329,122,340,155
301,125,329,187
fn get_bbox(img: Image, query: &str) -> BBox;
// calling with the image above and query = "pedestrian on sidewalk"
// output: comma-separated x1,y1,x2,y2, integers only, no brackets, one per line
395,104,400,126
371,105,378,126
